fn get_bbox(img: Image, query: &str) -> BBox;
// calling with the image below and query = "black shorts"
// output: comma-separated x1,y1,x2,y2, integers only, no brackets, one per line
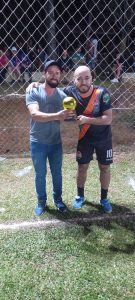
76,138,113,165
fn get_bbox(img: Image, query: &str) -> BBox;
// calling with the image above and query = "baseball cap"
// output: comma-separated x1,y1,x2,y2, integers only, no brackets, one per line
11,46,17,52
44,60,62,71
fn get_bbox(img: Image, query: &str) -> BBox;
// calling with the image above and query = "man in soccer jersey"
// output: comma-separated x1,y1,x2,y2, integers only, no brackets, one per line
63,66,113,213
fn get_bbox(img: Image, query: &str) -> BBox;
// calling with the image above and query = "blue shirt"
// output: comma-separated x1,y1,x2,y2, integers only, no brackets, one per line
26,85,67,144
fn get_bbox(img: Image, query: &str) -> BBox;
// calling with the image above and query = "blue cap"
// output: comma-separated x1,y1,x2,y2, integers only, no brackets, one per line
44,60,62,71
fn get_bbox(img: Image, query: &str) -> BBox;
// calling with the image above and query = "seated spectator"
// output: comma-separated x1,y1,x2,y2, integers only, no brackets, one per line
19,51,32,83
58,49,73,84
17,40,26,60
36,46,49,71
17,42,26,61
111,51,124,83
0,48,9,83
8,46,21,83
58,50,73,73
27,39,36,71
71,46,86,69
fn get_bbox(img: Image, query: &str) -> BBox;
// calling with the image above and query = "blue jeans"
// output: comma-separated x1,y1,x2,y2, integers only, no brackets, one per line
30,141,63,205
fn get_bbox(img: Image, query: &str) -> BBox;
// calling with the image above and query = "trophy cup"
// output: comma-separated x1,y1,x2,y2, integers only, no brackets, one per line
63,97,76,120
63,97,76,110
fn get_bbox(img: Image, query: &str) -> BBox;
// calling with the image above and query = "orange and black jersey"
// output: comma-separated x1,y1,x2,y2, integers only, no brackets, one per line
63,85,112,144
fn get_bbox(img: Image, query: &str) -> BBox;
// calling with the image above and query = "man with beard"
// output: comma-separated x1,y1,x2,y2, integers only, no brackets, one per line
63,66,113,213
26,60,74,216
27,65,113,214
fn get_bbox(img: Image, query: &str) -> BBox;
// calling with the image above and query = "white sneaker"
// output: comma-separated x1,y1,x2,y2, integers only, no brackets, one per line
111,78,119,83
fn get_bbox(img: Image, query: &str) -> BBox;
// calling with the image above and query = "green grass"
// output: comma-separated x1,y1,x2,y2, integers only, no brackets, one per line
0,152,135,222
0,152,135,299
1,221,135,300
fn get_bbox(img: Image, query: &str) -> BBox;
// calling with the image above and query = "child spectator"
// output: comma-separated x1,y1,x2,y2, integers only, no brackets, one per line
8,46,21,83
71,46,86,69
58,50,73,72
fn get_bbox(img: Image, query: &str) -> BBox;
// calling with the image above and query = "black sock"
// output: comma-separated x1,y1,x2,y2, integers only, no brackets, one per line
101,188,108,200
77,187,84,197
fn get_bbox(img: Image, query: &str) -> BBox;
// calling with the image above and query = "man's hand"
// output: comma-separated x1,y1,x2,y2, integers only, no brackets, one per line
76,109,112,126
57,109,76,121
26,82,39,93
76,115,90,125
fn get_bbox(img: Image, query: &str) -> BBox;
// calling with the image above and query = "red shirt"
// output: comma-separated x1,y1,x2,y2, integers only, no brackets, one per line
0,54,8,68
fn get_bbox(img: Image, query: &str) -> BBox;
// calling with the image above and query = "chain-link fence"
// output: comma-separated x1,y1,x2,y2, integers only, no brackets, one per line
0,0,135,155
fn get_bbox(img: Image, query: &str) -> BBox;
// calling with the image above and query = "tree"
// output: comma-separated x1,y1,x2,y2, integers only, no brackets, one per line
45,0,57,59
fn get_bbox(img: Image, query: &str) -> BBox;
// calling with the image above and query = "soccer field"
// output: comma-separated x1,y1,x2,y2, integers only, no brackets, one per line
0,151,135,299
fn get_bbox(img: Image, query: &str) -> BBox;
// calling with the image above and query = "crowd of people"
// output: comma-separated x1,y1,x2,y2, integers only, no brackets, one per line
0,35,99,84
0,35,135,85
0,39,50,84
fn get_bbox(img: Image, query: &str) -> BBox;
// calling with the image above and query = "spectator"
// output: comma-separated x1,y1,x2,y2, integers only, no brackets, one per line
8,46,21,83
27,39,36,71
36,46,49,71
58,50,73,73
86,32,98,79
71,46,86,69
111,51,124,83
0,48,9,83
90,33,98,63
19,52,32,83
58,49,73,83
17,40,26,60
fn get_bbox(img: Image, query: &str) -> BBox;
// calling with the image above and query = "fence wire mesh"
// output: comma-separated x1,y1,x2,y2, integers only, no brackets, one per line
0,0,135,155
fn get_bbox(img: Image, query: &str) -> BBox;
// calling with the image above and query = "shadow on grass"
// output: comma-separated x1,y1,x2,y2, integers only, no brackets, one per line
45,200,135,221
45,202,135,255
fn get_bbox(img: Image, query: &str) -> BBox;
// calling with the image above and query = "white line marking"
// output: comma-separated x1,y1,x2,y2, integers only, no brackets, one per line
128,176,135,191
0,208,6,213
0,214,135,231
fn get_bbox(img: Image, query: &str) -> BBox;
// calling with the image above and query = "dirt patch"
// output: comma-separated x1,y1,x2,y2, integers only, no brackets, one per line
0,92,135,156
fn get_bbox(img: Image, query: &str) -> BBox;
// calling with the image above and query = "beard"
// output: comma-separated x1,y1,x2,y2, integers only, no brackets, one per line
46,78,59,88
77,85,91,94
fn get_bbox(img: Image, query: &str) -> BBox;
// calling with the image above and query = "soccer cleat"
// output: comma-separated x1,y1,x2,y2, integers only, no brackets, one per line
34,202,46,216
72,196,85,209
100,199,112,213
55,200,68,213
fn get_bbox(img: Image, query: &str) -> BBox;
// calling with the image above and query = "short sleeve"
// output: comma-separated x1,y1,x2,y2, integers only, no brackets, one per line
26,89,38,107
100,88,112,112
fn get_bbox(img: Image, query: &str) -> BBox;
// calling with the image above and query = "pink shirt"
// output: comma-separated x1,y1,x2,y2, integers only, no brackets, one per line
0,55,8,68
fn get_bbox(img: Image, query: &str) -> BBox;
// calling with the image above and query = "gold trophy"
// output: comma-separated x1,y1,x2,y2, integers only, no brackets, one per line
63,97,76,120
63,97,76,110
